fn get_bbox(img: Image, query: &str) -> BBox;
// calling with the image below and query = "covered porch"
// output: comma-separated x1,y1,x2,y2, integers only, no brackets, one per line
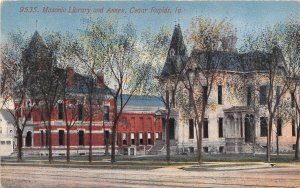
223,106,256,153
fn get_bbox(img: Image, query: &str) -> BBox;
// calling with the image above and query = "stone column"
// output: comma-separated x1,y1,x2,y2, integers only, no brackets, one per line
242,113,245,139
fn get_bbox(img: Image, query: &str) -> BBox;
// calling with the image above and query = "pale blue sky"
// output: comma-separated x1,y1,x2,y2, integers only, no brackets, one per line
1,1,300,48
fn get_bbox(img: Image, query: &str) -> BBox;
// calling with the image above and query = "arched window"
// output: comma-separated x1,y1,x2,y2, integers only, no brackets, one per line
26,131,32,147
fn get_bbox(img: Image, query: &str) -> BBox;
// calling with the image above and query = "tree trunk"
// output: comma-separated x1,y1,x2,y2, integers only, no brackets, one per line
276,133,279,156
105,133,109,156
197,112,205,164
266,118,273,162
111,121,117,163
66,127,70,163
295,123,300,160
195,99,206,164
48,118,53,163
252,117,256,157
17,128,23,161
165,117,170,164
111,102,118,163
89,112,92,164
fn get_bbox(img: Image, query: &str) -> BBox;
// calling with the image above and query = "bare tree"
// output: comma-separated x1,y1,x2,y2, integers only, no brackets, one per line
79,17,153,163
32,32,66,163
139,26,178,163
280,19,300,160
241,25,291,162
184,17,236,163
1,32,39,161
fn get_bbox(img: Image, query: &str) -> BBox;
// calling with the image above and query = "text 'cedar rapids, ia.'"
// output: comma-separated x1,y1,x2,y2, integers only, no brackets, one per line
19,6,182,14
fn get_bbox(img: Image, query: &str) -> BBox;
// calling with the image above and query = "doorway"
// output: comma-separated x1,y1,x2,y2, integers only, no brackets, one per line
169,118,175,140
244,114,254,143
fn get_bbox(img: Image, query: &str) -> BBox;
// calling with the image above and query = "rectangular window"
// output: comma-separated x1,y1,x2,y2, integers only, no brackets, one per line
155,132,159,140
260,86,267,105
131,133,135,145
27,112,31,121
104,131,109,145
260,117,268,137
203,147,209,153
78,130,84,146
58,103,64,120
40,111,44,121
292,119,296,136
203,86,208,102
103,106,109,121
219,146,224,153
45,130,49,146
247,86,252,106
219,118,223,138
122,133,127,145
203,118,208,138
276,86,281,100
147,132,152,145
78,104,83,121
139,133,144,145
41,131,44,146
189,119,194,139
172,89,176,108
189,147,194,153
6,141,11,145
291,92,295,108
165,90,169,107
218,85,223,104
277,118,282,136
1,141,5,145
58,130,64,146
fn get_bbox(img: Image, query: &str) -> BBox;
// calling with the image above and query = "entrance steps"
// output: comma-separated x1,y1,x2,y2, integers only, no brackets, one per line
147,140,178,155
225,138,266,154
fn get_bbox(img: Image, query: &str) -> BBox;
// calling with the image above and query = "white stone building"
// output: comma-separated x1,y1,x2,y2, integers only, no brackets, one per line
158,24,298,154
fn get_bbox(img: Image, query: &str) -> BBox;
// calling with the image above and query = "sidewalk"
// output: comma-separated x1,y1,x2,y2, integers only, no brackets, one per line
2,157,300,170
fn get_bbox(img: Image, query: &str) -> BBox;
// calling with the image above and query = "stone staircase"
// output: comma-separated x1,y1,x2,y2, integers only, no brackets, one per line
147,140,165,155
147,140,178,155
242,142,266,154
225,138,266,154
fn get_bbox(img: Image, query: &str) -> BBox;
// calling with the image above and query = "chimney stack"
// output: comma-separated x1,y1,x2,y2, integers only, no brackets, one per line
96,71,104,87
66,66,75,88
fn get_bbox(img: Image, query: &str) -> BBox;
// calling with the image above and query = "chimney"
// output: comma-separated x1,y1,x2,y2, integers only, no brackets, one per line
96,71,104,87
66,66,75,88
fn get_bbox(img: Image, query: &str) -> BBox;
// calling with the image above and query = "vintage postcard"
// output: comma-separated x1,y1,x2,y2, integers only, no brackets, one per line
1,1,300,187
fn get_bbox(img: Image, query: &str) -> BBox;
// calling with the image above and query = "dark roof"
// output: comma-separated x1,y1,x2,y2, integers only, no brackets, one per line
161,24,188,77
117,95,164,108
0,110,15,124
23,31,50,58
66,72,111,95
188,47,286,72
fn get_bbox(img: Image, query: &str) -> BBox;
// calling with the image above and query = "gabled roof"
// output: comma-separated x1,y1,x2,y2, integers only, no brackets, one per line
161,24,188,77
0,109,15,125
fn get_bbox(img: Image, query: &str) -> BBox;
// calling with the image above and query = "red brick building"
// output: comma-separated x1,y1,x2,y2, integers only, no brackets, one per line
18,31,164,156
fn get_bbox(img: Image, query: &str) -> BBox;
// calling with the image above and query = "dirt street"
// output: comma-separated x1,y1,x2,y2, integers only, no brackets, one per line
1,164,300,188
